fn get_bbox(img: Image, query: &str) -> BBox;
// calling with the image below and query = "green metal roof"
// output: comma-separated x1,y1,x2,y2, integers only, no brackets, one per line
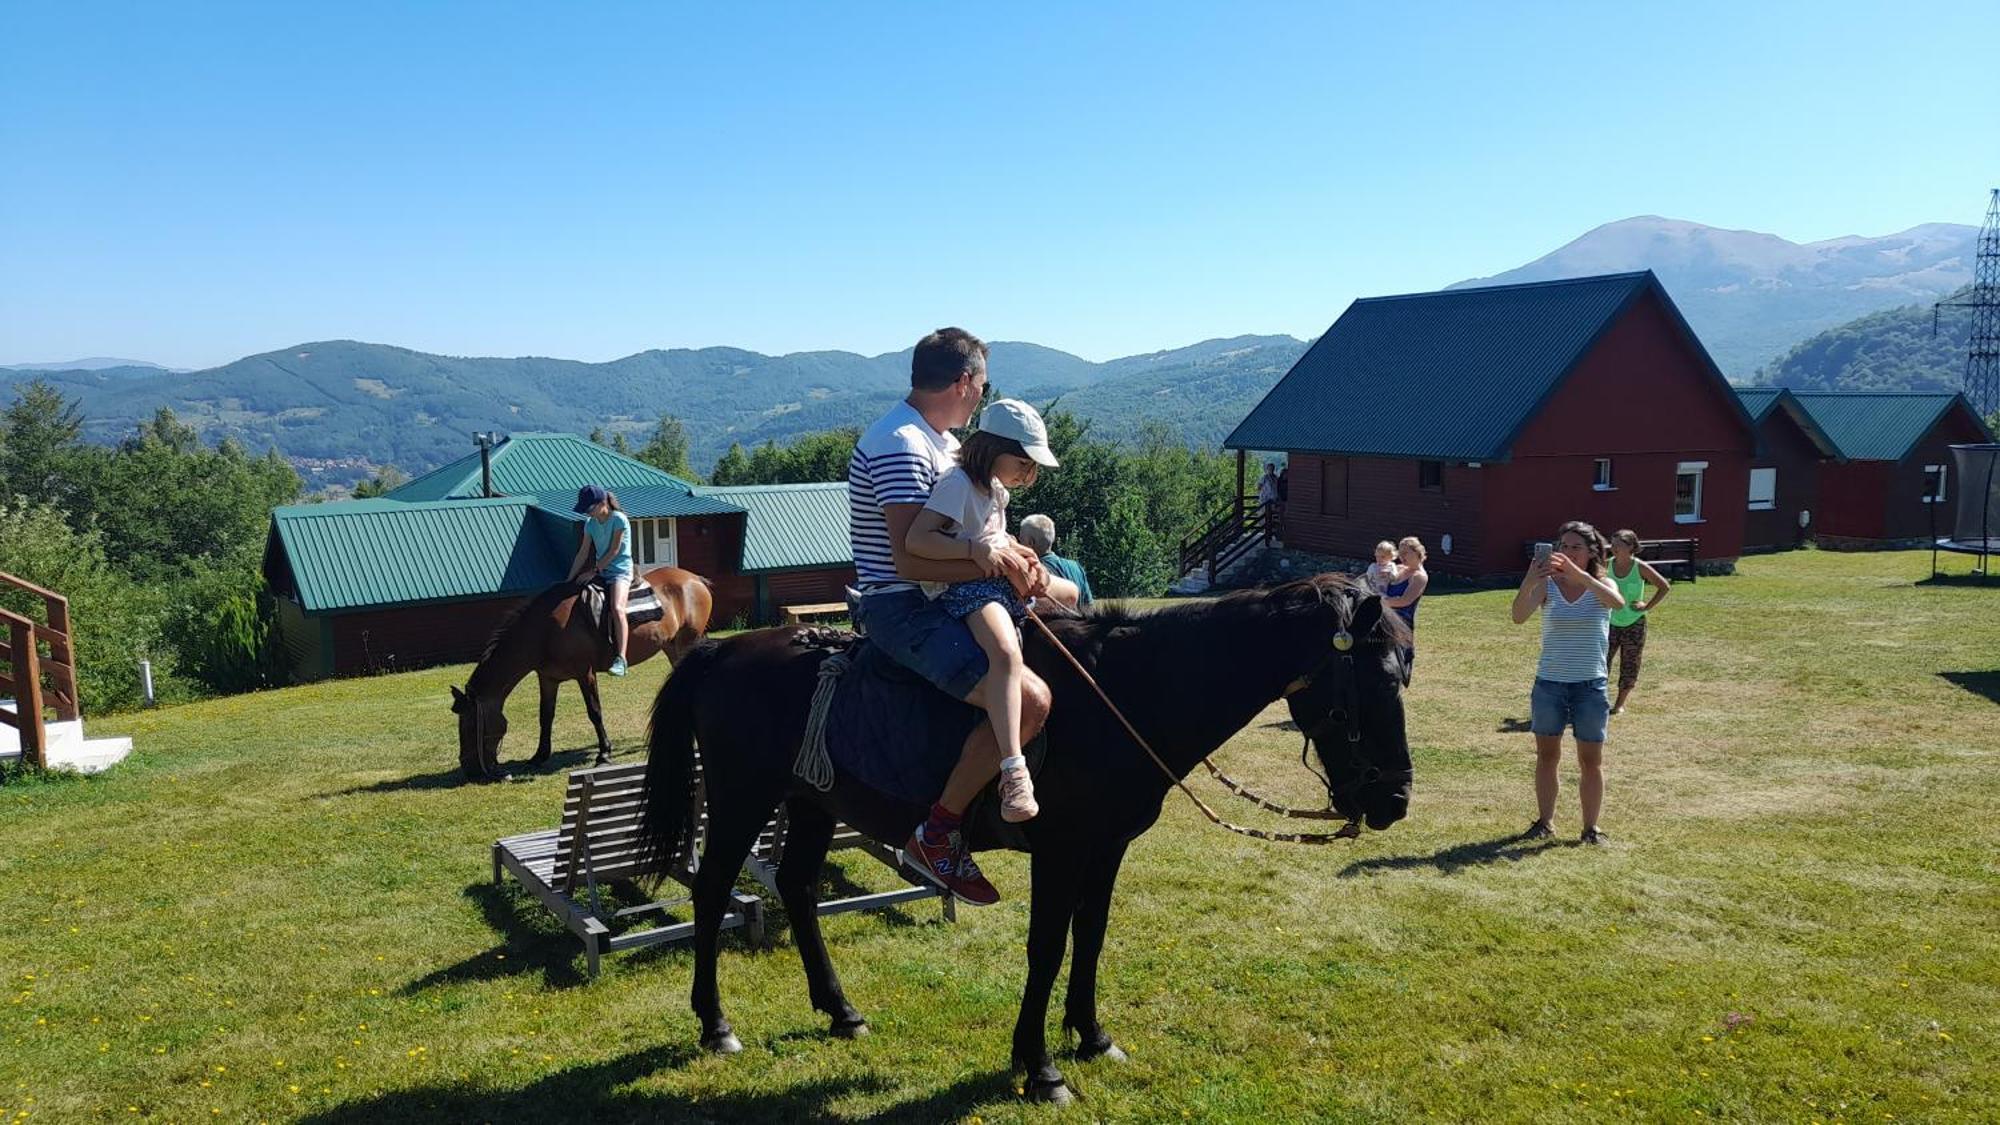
265,497,574,613
385,432,697,502
1789,393,1989,462
694,482,853,572
1225,271,1746,459
1736,388,1782,420
1735,387,1844,459
527,486,745,520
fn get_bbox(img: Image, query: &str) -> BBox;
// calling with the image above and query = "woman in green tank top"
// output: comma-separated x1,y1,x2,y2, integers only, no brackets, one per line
1607,529,1673,715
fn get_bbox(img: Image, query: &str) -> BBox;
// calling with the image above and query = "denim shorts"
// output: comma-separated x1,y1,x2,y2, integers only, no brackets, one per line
853,588,989,701
1530,677,1609,743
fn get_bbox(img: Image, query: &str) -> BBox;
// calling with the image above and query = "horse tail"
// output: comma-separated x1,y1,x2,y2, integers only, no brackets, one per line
638,641,716,883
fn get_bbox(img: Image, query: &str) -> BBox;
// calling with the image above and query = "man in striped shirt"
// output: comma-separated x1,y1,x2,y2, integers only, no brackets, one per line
847,327,1052,905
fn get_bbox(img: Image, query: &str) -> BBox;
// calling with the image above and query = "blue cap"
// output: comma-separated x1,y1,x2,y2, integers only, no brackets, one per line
573,484,608,513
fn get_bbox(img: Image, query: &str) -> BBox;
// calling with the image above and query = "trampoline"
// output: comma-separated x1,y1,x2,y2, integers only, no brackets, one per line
1932,443,2000,579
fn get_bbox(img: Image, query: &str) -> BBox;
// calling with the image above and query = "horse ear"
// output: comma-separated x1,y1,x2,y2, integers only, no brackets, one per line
450,686,466,712
1350,590,1386,637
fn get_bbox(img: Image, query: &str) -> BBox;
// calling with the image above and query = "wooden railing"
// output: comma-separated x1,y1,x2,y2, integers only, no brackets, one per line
0,572,80,771
1176,495,1271,584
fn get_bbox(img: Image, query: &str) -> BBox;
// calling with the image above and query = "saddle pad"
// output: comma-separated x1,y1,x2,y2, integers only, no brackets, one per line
823,641,1046,809
576,580,666,634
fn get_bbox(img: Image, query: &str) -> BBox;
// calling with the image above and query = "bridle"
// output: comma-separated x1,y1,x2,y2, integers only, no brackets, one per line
1281,623,1412,819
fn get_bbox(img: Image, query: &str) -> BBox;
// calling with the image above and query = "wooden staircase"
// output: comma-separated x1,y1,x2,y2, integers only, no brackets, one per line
1173,496,1272,594
0,572,130,773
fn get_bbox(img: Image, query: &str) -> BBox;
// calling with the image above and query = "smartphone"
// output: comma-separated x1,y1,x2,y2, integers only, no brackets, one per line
1532,542,1553,568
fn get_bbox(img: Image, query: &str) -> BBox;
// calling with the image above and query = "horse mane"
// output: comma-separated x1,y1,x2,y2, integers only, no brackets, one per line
468,582,580,692
1064,573,1409,651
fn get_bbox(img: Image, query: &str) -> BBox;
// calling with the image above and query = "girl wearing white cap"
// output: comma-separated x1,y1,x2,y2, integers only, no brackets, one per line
904,398,1063,823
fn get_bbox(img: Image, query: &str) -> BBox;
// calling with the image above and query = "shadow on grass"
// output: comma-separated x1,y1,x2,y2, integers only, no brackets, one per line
1339,832,1570,877
298,1044,1018,1125
1915,571,1997,588
1262,717,1301,732
1495,717,1534,733
1940,670,2000,706
327,746,608,795
401,884,594,992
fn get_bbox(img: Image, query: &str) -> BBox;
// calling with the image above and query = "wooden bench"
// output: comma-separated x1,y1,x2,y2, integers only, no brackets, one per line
1522,537,1700,583
780,602,849,627
494,759,949,977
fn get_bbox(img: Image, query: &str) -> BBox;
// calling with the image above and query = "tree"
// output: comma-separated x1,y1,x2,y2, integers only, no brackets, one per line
0,379,86,508
611,433,632,456
636,414,694,479
707,428,858,485
1080,486,1173,598
710,443,752,485
588,426,606,445
351,465,409,499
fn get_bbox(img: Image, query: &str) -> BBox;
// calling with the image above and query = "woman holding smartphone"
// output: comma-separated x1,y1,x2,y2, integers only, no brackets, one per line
1511,521,1625,845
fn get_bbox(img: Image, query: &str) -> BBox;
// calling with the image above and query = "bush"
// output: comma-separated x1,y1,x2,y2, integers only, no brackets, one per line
0,499,178,714
159,565,287,694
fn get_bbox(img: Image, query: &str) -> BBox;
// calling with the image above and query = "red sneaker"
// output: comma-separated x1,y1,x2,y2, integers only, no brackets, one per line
903,829,1000,906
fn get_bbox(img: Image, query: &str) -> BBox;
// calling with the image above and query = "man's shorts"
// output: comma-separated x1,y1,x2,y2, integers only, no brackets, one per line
1530,677,1609,743
853,588,989,701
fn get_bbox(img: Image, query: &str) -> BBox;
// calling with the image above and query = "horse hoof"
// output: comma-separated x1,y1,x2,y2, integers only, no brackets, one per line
702,1032,743,1055
1078,1040,1128,1063
831,1020,870,1040
1024,1079,1074,1106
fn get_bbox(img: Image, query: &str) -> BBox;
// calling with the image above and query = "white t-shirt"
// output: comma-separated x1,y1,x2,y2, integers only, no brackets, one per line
1365,561,1400,594
917,467,1010,599
847,400,959,594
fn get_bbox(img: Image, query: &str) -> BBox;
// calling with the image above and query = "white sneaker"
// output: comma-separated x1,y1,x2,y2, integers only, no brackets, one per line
609,657,628,677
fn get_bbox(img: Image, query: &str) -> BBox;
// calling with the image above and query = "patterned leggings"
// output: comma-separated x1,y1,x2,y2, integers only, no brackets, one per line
1608,617,1647,694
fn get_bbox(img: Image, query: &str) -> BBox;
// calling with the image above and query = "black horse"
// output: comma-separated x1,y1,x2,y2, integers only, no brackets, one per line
635,574,1412,1104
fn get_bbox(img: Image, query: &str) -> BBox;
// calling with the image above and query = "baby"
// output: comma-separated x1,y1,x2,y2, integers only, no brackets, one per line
1365,540,1403,594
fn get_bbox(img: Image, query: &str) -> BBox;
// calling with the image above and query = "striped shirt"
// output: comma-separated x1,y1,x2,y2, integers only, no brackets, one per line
848,400,959,594
1537,578,1610,682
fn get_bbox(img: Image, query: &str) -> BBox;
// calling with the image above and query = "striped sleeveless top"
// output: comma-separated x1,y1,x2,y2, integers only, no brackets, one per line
1537,578,1610,682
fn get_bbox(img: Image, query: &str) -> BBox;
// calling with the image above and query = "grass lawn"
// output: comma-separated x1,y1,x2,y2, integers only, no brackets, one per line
3,549,1997,1123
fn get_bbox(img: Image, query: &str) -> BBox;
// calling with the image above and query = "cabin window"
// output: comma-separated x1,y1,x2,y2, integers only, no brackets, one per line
1319,458,1349,517
1674,461,1706,523
1747,468,1777,511
1923,464,1948,503
1592,458,1614,491
631,517,679,570
1417,460,1444,492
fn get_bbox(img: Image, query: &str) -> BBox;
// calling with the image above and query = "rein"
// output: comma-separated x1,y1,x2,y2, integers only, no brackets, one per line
1024,612,1365,845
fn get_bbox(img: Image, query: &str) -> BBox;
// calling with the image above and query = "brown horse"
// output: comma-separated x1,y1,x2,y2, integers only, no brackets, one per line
451,567,713,781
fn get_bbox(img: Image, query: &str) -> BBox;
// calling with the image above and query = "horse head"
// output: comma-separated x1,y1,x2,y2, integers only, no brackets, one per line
451,683,508,780
1282,575,1412,831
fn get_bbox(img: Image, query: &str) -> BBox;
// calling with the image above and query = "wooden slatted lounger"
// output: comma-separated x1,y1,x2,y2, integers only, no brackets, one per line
494,758,950,977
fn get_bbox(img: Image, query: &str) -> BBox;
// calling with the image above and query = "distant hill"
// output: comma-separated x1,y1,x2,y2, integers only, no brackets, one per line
1,357,184,372
1756,288,1977,395
1452,216,1976,376
0,336,1305,487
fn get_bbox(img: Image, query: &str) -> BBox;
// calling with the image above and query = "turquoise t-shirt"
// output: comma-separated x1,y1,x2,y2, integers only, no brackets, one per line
585,511,633,578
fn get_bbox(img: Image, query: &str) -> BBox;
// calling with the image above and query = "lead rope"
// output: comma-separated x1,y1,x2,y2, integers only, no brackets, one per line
1024,612,1361,844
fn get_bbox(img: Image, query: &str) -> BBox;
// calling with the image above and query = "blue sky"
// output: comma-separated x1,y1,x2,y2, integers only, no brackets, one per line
3,1,1995,369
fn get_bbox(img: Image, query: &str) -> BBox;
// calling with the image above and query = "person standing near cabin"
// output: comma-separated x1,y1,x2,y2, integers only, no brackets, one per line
569,484,633,677
1607,529,1671,716
847,327,1059,907
1256,462,1280,543
1511,520,1626,845
1381,537,1428,676
1019,514,1092,606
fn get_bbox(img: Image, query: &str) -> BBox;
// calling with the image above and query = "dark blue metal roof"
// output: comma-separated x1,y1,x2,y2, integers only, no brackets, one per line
1225,271,1725,460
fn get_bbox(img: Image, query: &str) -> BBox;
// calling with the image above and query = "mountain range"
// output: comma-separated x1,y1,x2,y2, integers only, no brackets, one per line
4,214,1983,487
1451,216,1977,376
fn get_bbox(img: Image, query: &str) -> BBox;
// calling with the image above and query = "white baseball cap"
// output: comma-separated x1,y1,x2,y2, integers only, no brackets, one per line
977,398,1059,467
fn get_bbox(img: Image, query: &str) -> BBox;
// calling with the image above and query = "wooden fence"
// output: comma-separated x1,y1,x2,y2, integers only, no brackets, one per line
0,572,80,771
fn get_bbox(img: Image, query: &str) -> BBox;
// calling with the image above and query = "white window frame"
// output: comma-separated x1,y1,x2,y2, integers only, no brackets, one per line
1747,467,1777,511
1674,461,1707,524
1923,464,1948,504
1592,458,1615,491
631,516,679,572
